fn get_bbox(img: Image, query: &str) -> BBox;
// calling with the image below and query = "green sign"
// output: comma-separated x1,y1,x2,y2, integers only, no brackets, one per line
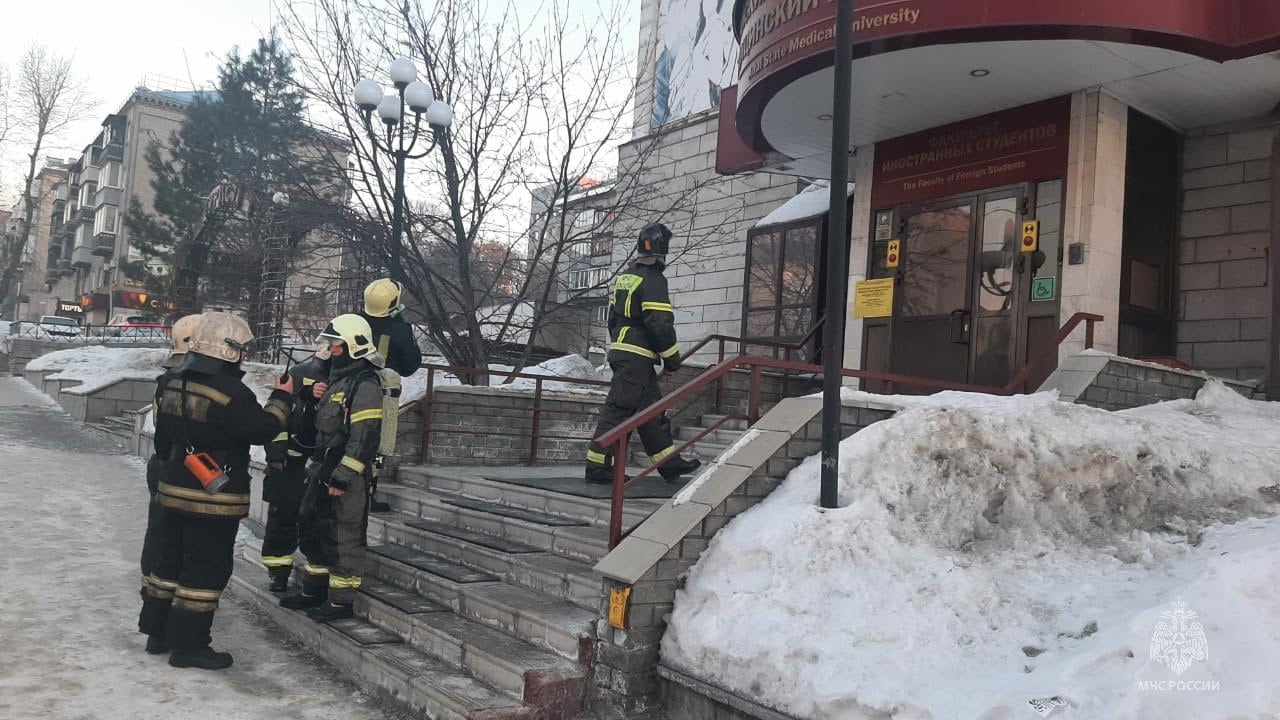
1031,276,1056,302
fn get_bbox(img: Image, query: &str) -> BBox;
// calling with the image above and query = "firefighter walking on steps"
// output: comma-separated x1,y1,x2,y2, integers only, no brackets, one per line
585,223,701,484
360,277,420,513
260,346,331,592
139,313,295,669
279,314,384,622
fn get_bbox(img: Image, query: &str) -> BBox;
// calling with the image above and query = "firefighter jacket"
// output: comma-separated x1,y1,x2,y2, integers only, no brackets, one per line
606,260,681,368
310,358,384,492
361,312,421,377
152,356,293,519
265,356,330,465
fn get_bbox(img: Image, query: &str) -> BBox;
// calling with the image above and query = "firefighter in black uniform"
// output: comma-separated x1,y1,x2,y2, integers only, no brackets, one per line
585,223,701,484
279,314,384,622
359,278,419,512
259,347,330,592
140,313,202,606
139,312,294,669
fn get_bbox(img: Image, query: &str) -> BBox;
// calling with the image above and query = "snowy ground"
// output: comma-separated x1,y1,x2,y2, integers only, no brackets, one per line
0,377,409,720
663,384,1280,720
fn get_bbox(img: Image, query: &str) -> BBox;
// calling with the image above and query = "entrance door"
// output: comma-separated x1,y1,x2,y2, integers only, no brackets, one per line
888,189,1030,390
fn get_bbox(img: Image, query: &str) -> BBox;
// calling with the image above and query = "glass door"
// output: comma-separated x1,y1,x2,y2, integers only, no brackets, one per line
970,191,1024,387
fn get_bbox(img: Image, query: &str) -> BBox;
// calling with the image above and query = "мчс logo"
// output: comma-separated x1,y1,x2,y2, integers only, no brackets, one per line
1149,597,1209,676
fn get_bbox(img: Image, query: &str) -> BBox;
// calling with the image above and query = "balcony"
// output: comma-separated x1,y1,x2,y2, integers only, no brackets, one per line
57,259,73,276
102,141,124,163
47,245,62,263
92,233,115,258
90,146,104,166
44,269,59,285
71,246,94,269
94,186,122,208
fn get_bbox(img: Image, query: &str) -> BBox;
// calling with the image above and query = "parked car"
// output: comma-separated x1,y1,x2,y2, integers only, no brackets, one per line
38,315,81,338
106,315,167,339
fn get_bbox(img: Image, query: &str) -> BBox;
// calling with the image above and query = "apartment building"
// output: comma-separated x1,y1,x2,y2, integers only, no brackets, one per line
3,161,69,321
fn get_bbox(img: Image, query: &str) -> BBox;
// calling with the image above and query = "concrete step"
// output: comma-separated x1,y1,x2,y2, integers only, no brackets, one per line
360,585,586,706
101,415,134,431
629,439,729,468
395,466,663,528
699,414,750,431
369,510,599,609
228,555,528,720
675,425,748,444
87,422,132,443
377,483,612,563
364,547,596,662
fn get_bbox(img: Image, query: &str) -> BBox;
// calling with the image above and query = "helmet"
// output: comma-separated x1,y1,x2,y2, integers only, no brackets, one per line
637,223,672,257
364,278,404,318
170,314,202,355
317,313,376,360
188,312,253,363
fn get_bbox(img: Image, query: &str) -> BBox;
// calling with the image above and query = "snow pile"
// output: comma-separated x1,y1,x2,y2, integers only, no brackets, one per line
757,181,856,228
29,346,170,394
662,384,1280,719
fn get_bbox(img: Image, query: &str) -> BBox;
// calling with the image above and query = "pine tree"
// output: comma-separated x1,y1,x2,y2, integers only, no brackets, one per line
126,35,344,320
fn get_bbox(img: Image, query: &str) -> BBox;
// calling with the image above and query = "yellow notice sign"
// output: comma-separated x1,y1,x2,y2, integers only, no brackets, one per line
608,586,632,629
853,278,895,318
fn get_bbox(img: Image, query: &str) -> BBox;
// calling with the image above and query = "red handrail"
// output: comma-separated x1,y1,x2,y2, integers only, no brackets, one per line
599,313,1103,547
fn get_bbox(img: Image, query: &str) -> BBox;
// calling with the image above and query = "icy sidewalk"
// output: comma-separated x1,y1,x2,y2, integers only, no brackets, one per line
0,378,408,720
663,383,1280,720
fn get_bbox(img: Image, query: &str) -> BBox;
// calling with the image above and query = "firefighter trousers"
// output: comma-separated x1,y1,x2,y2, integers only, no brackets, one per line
139,457,165,596
296,473,368,604
260,457,308,579
586,358,676,477
138,510,239,652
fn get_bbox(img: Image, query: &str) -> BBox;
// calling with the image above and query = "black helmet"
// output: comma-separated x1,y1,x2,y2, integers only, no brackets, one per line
637,223,673,257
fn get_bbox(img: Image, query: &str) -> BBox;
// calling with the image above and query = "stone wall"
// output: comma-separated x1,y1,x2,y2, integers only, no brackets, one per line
4,337,167,376
1178,118,1276,382
1039,352,1260,409
589,398,896,718
421,386,606,466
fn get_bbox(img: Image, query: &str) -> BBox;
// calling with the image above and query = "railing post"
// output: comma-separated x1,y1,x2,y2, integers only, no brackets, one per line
609,432,629,548
419,368,436,464
748,363,763,424
1085,318,1095,350
529,377,543,465
714,338,725,415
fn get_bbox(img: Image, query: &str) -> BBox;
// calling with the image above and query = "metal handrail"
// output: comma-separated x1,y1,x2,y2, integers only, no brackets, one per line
6,321,172,342
599,312,1104,547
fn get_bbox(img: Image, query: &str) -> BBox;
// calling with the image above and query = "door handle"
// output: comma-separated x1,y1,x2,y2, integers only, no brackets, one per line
949,309,971,344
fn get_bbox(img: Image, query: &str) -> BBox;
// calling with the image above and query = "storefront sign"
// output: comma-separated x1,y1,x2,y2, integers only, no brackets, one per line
853,278,895,318
56,300,84,317
871,96,1070,207
733,0,1280,97
114,291,174,313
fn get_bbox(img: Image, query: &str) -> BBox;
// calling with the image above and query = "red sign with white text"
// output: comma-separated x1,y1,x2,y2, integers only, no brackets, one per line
872,96,1070,208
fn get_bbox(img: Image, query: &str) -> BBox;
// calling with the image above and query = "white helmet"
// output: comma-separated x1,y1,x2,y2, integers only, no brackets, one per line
170,314,202,356
188,312,253,363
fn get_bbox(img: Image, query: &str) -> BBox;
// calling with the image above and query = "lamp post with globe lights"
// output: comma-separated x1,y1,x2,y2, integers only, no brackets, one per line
353,57,454,266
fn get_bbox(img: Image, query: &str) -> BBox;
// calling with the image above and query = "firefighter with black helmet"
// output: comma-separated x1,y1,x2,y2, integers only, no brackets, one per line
140,313,202,598
585,223,701,484
139,312,295,669
279,313,384,622
259,345,331,592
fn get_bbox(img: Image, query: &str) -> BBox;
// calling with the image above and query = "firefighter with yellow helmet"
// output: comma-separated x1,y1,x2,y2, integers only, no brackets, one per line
279,313,384,622
359,277,420,512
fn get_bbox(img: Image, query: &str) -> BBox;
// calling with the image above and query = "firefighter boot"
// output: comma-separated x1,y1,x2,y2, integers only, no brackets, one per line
306,602,355,623
279,590,326,610
145,636,170,654
268,574,290,593
169,646,233,670
659,456,702,482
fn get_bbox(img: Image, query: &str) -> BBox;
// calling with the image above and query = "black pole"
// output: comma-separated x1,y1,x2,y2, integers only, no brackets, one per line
821,0,855,510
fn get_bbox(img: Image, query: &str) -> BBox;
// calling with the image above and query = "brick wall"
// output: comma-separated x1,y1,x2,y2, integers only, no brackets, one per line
1178,119,1276,382
421,386,606,465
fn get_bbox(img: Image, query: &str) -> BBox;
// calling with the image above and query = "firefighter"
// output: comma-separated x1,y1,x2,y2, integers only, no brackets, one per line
585,223,701,484
259,345,331,592
279,314,384,623
140,313,202,607
139,312,294,669
358,277,420,512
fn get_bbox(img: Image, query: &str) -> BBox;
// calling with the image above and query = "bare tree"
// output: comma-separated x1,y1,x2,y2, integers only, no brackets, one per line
0,45,93,309
281,0,745,379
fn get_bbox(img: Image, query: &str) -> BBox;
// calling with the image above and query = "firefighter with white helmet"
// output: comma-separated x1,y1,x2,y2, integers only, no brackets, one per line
139,312,295,669
280,313,385,622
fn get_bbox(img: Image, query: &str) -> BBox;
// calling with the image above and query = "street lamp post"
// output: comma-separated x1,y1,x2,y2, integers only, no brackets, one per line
353,57,455,269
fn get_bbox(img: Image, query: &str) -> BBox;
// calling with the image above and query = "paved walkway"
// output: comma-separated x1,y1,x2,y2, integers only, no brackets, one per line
0,377,408,719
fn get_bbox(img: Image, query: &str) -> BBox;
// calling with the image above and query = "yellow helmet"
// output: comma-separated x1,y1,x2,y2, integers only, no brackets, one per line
170,314,202,356
188,312,254,363
364,278,404,318
317,313,376,359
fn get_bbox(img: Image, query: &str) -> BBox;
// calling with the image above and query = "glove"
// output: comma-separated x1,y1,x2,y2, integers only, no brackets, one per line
664,353,682,373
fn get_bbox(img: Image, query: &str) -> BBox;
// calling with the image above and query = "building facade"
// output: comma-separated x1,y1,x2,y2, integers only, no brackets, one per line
3,162,69,321
616,0,1280,396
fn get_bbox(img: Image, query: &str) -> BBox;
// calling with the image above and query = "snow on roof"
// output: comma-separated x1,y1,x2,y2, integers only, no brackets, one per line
30,347,169,394
663,383,1280,719
755,181,855,229
400,354,609,404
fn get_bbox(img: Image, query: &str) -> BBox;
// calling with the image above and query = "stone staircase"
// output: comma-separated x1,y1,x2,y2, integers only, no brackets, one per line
229,462,679,720
87,413,134,445
627,413,750,468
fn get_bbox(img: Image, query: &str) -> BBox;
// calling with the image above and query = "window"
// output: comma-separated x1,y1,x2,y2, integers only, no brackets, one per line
571,241,591,257
94,206,119,236
569,269,590,290
79,182,96,208
744,221,819,341
99,161,122,189
592,233,614,257
592,303,610,324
